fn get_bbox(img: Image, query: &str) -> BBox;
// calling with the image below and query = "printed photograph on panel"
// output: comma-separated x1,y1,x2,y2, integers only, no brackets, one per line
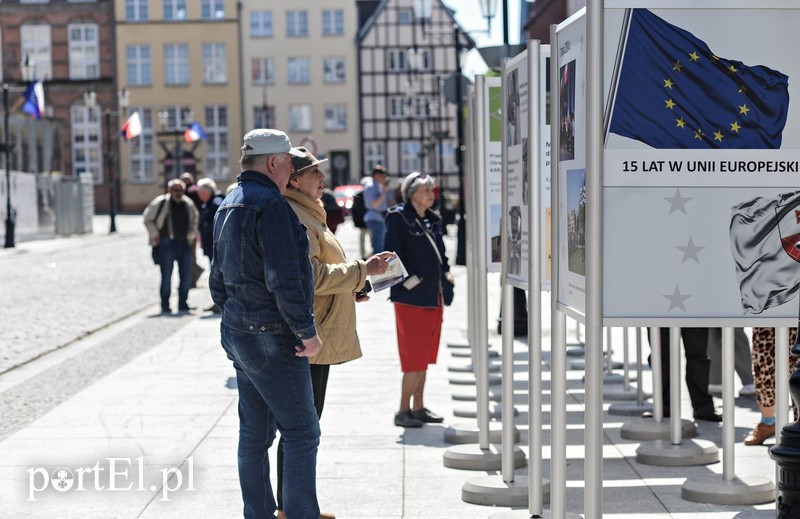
491,204,502,262
566,169,586,276
508,205,522,275
559,60,577,160
507,69,521,146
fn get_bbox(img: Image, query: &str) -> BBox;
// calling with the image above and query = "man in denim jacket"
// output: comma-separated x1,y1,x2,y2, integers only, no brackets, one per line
210,129,324,519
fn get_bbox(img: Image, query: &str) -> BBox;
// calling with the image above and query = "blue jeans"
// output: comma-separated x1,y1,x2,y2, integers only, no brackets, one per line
220,324,321,519
158,237,192,311
365,219,385,254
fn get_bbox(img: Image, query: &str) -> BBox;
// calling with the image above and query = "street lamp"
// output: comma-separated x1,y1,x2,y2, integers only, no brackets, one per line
3,58,38,248
85,89,130,233
157,109,193,192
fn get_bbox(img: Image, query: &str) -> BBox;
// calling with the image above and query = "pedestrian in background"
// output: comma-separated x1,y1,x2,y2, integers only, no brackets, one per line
179,171,205,287
143,178,198,314
363,165,390,255
279,146,392,519
209,129,323,519
385,172,453,428
743,327,798,445
196,178,224,262
197,178,224,314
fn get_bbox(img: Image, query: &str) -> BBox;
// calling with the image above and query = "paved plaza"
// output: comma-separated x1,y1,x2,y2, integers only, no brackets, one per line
0,216,780,518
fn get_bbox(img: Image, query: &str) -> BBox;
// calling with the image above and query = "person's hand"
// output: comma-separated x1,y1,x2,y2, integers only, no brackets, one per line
365,251,396,276
296,335,322,357
150,234,159,246
355,293,370,303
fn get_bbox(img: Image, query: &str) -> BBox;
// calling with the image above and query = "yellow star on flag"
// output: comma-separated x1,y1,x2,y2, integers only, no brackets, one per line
714,130,724,142
739,104,750,116
664,78,674,89
689,51,699,62
676,117,686,128
665,99,676,109
730,121,741,133
673,61,683,72
694,129,704,140
728,64,738,74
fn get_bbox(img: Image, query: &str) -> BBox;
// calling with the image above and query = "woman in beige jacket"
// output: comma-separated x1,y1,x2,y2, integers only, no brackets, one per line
275,147,393,519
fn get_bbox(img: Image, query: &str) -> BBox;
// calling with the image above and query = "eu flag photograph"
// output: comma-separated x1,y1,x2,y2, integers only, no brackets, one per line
608,9,790,149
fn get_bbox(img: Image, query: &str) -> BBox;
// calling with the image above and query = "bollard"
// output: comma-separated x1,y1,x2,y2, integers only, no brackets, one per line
769,338,800,518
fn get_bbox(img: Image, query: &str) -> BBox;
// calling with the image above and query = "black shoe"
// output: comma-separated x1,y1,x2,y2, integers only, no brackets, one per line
205,304,221,314
178,304,195,312
394,410,424,428
160,307,172,315
411,407,444,423
694,409,722,422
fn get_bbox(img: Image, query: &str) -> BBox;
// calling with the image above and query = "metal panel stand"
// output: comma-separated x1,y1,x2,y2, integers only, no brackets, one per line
453,404,518,419
682,328,775,504
635,328,718,466
449,363,502,373
453,349,500,359
452,389,503,402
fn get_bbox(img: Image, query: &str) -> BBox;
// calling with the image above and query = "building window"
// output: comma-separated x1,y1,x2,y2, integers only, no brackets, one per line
125,0,149,21
364,142,385,174
287,58,310,84
202,43,227,84
252,57,274,85
205,105,229,180
250,10,273,37
388,96,406,119
126,45,151,85
323,57,345,84
401,142,422,173
412,96,433,118
289,105,312,132
21,24,52,80
129,108,155,183
387,49,406,72
286,10,308,37
412,49,432,71
324,104,347,132
71,103,102,184
254,105,274,129
398,9,413,25
163,0,187,20
68,24,99,80
164,44,189,85
201,0,224,19
322,9,344,36
162,106,192,130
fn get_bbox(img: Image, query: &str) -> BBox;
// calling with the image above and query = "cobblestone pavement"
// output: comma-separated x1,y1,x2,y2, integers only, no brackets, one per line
0,215,205,374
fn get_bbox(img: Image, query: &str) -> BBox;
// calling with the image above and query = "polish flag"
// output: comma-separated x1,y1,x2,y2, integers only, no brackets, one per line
120,111,142,140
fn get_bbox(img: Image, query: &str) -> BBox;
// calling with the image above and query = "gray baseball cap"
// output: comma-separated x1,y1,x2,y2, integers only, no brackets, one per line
241,129,304,157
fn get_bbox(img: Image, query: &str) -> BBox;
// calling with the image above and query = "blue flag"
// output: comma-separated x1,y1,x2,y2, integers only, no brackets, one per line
22,81,44,120
609,9,790,149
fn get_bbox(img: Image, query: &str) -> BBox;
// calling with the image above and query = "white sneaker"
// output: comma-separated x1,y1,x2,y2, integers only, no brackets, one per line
739,384,756,397
708,384,723,394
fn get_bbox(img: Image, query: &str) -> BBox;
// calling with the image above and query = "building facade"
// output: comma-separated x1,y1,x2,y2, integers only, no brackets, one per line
239,0,361,187
0,0,117,211
357,0,474,190
114,0,242,211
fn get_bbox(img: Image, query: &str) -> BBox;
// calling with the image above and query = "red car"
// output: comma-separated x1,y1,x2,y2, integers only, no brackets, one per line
333,184,363,215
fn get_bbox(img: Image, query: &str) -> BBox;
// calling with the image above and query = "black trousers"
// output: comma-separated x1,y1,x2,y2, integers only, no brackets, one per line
648,327,714,414
276,363,330,511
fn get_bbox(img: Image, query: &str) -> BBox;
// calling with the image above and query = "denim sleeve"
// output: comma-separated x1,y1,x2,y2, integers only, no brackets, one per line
208,211,227,308
258,201,317,339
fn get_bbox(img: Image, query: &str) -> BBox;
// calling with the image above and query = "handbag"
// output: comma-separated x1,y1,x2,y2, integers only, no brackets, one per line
151,245,160,265
416,217,455,306
150,199,167,266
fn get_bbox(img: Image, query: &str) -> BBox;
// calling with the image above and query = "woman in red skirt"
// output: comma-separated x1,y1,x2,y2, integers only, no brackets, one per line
384,172,454,428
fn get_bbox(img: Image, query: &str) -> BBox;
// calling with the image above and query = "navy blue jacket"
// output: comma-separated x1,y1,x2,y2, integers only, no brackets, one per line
384,203,449,308
209,171,317,340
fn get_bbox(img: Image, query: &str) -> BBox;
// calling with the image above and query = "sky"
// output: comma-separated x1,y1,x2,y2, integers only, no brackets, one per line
442,0,524,77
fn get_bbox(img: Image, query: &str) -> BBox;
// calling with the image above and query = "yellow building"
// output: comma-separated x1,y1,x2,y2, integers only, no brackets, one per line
239,0,361,186
114,0,242,211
